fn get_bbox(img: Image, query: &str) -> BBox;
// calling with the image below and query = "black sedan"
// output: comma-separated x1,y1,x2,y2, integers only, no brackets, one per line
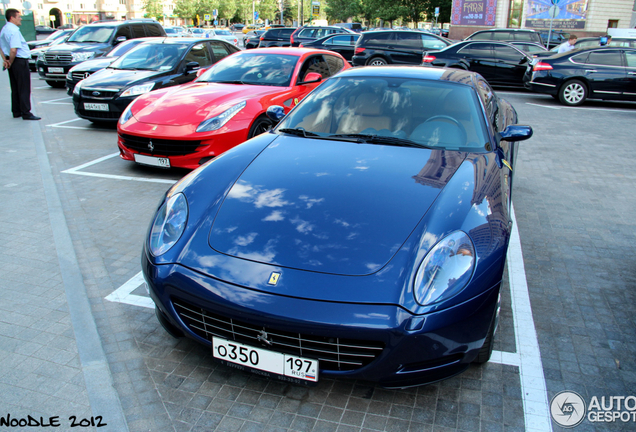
422,41,532,88
66,37,159,95
524,47,636,106
72,38,239,123
299,33,360,62
243,30,265,49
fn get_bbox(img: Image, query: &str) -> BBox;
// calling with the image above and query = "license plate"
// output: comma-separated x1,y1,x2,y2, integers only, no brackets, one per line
212,337,319,383
134,154,171,168
84,103,109,111
48,67,64,73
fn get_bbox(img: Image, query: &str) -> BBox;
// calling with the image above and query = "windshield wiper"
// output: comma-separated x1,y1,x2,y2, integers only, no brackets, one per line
278,128,319,137
214,80,245,84
329,134,430,149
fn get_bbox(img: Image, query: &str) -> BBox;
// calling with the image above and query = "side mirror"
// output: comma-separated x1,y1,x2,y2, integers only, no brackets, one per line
499,125,533,142
266,105,286,123
297,72,322,85
185,61,200,72
115,36,127,44
520,56,529,64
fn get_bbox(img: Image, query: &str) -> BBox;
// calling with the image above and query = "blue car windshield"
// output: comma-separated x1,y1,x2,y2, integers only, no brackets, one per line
110,43,187,71
68,26,114,43
277,77,490,151
198,53,299,87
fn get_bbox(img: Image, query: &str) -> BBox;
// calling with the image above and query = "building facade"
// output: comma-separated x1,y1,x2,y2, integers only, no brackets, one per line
449,0,636,39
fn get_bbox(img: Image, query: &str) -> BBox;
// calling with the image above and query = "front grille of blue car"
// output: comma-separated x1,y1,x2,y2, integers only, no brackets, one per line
173,299,384,371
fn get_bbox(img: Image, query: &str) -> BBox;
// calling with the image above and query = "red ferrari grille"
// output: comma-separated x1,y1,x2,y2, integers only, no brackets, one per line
173,299,385,372
119,134,202,156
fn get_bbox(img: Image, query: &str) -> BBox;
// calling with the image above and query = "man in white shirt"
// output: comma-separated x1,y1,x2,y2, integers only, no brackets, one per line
0,9,40,120
557,34,578,54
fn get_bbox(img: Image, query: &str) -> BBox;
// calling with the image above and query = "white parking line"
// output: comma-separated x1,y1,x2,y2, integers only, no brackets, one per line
526,102,562,110
41,96,73,105
47,117,95,130
61,152,176,184
105,203,551,430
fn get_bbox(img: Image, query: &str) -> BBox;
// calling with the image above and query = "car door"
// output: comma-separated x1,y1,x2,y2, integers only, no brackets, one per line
624,50,636,100
177,43,214,84
492,43,530,86
324,35,357,61
390,32,423,64
581,49,627,97
458,43,498,82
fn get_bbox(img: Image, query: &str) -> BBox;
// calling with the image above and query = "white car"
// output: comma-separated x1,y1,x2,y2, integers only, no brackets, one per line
193,29,238,46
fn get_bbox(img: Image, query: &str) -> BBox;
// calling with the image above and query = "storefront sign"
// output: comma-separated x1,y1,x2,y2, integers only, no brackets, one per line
525,0,588,30
451,0,497,26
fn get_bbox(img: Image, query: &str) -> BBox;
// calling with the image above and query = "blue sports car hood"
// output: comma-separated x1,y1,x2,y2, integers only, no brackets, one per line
208,135,466,276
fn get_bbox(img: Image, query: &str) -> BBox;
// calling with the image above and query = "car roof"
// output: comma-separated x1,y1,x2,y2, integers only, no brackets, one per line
141,37,229,45
335,65,478,86
237,47,343,57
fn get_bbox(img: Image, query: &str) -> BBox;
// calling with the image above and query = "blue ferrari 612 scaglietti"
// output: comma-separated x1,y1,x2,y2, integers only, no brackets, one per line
143,66,533,388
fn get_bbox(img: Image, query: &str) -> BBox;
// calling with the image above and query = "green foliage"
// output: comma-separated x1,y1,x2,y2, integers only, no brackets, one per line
325,0,361,23
143,0,164,20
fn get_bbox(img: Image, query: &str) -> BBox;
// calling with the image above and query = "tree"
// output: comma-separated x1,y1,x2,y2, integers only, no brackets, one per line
144,0,165,21
173,0,197,21
325,0,361,23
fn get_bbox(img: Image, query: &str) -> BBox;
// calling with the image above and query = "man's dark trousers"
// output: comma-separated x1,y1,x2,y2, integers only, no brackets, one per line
7,57,31,117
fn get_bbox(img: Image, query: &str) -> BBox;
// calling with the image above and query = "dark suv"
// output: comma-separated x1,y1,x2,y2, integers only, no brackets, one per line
290,26,353,47
465,28,542,45
352,30,451,66
257,28,296,48
37,19,165,88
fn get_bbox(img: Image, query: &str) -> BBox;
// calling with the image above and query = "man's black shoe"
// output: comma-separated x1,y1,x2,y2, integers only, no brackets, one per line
13,113,21,118
22,114,41,120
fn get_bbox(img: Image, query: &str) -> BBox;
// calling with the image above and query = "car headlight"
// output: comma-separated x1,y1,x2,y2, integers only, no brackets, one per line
73,80,82,95
71,52,95,62
413,231,475,306
119,100,135,124
120,82,155,98
37,52,45,62
66,71,72,80
149,193,188,256
196,101,246,133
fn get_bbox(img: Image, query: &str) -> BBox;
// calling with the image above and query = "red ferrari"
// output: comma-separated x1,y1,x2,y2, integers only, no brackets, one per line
117,48,350,169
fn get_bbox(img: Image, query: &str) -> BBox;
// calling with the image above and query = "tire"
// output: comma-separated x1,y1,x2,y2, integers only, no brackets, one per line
367,56,388,66
558,79,587,106
248,115,274,139
46,80,66,88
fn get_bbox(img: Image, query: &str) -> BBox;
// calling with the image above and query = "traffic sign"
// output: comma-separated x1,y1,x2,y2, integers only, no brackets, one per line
213,20,218,26
548,5,560,18
65,12,72,19
213,9,217,17
204,14,210,20
254,11,259,19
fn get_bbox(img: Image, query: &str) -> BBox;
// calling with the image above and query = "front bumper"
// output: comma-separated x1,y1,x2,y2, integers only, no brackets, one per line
143,251,499,388
73,93,132,122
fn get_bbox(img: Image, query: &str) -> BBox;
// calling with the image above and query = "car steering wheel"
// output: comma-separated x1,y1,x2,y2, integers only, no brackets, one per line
425,115,462,128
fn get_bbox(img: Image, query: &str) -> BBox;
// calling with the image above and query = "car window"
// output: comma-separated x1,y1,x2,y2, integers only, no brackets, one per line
475,78,496,120
577,39,600,48
394,32,422,49
586,50,623,66
200,53,299,86
364,32,393,45
324,55,345,76
299,29,314,38
210,41,233,61
114,25,132,40
68,25,115,43
458,43,493,56
625,51,636,67
329,35,356,46
495,45,525,61
514,32,537,42
422,34,449,50
492,32,511,41
107,38,146,57
146,25,163,37
130,24,146,38
184,43,213,68
571,52,589,63
469,32,491,40
298,55,331,82
111,43,187,71
277,77,489,151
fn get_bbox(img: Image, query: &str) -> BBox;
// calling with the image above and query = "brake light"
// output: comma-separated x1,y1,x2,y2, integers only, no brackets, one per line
533,62,553,71
422,55,436,63
299,43,304,48
260,36,264,41
355,47,365,55
290,35,294,44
